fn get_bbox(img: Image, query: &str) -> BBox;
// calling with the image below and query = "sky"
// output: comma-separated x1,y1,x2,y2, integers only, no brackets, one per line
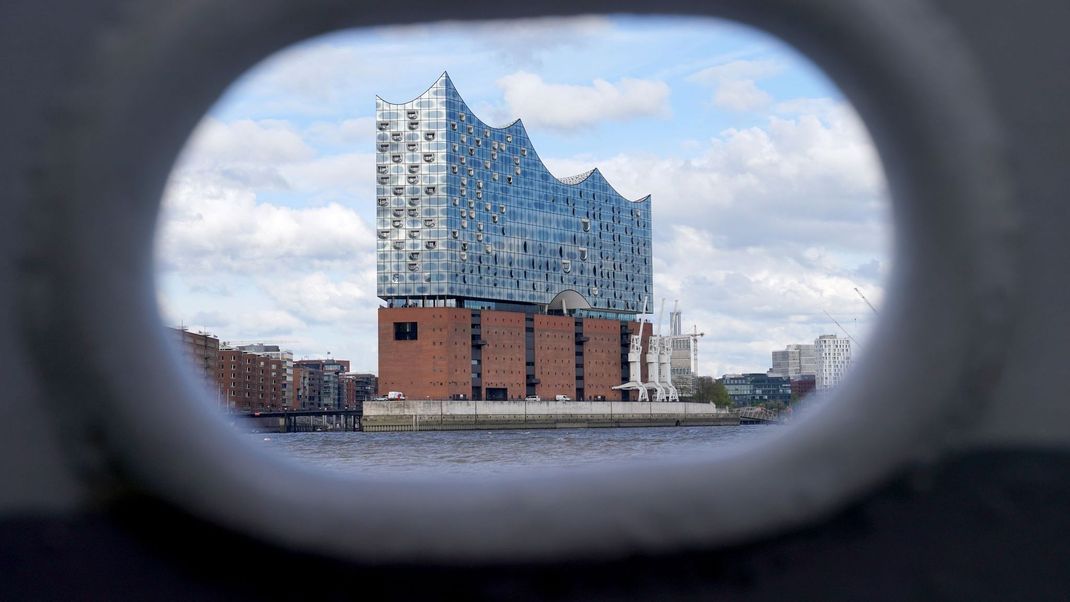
155,15,891,377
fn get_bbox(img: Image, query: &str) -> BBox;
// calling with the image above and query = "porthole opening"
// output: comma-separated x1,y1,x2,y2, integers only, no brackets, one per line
152,13,899,554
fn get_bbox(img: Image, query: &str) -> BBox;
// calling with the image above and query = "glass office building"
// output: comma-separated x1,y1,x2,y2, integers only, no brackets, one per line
376,73,653,317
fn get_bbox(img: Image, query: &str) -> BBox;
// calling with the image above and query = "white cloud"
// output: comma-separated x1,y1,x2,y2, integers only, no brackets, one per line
689,59,782,84
713,79,772,111
180,118,314,167
653,225,885,377
231,309,308,337
222,19,616,120
283,152,376,201
266,271,378,325
158,113,383,367
542,101,885,251
496,71,670,130
688,59,783,112
304,117,376,148
157,173,373,275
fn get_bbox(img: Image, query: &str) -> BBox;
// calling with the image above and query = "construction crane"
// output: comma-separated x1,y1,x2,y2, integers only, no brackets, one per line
854,287,879,315
823,310,859,345
689,324,705,375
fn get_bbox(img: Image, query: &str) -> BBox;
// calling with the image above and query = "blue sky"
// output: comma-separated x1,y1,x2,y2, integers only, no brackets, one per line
156,15,890,376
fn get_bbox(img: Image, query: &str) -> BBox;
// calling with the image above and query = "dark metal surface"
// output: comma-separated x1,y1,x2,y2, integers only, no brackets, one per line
3,450,1068,600
1,0,1068,596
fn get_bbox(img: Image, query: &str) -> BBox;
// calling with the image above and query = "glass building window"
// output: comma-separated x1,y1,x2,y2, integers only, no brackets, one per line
393,322,418,341
375,74,652,315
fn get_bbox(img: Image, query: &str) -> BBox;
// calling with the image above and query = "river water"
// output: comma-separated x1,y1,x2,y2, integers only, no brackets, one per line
249,425,783,478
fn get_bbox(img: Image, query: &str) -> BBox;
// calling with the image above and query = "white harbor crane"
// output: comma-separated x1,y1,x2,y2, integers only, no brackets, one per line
613,295,649,401
656,299,680,401
645,298,668,401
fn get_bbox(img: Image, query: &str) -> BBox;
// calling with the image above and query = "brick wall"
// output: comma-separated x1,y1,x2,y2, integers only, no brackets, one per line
581,317,623,400
533,314,575,400
378,307,471,400
479,310,525,400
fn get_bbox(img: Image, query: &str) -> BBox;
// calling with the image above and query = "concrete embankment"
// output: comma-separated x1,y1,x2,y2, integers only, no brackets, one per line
361,400,738,432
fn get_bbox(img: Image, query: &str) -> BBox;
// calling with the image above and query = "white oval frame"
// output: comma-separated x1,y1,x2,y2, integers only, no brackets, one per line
23,0,1015,562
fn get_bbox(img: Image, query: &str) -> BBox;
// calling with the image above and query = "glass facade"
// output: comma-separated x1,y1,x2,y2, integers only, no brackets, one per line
375,73,653,316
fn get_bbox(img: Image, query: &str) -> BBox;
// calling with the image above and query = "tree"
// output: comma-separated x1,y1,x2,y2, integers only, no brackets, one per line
693,376,731,406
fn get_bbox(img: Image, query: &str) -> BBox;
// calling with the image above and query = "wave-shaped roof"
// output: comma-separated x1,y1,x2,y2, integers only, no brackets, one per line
380,72,650,204
558,169,597,185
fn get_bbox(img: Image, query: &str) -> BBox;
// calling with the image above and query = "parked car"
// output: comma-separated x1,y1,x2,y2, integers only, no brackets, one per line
524,395,541,401
555,395,571,401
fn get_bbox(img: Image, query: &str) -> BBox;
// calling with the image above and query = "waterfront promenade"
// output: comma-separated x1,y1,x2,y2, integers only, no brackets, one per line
360,399,738,432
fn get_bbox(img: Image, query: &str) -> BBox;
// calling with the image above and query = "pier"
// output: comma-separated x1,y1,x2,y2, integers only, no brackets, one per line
233,404,785,432
233,409,362,433
360,400,738,432
738,406,781,425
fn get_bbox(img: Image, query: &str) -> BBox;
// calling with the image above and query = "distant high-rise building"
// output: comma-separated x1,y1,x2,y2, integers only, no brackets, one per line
341,373,378,407
814,334,852,390
295,359,351,409
293,364,322,409
770,344,817,378
667,309,698,398
169,327,221,404
720,373,792,406
217,348,285,411
791,374,817,400
236,344,294,408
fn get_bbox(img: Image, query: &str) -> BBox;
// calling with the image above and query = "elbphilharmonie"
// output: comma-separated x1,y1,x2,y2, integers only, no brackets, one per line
376,73,674,402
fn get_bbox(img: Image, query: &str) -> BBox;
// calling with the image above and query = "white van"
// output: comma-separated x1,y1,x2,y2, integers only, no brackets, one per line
387,391,406,400
555,395,571,401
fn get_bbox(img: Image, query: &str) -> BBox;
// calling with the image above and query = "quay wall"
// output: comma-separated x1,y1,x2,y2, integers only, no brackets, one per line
361,400,739,432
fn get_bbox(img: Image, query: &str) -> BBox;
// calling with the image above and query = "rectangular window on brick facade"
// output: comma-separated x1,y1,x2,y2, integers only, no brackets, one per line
394,322,419,341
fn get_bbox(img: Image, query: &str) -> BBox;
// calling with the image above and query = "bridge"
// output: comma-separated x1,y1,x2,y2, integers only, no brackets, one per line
738,407,781,424
233,409,363,432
